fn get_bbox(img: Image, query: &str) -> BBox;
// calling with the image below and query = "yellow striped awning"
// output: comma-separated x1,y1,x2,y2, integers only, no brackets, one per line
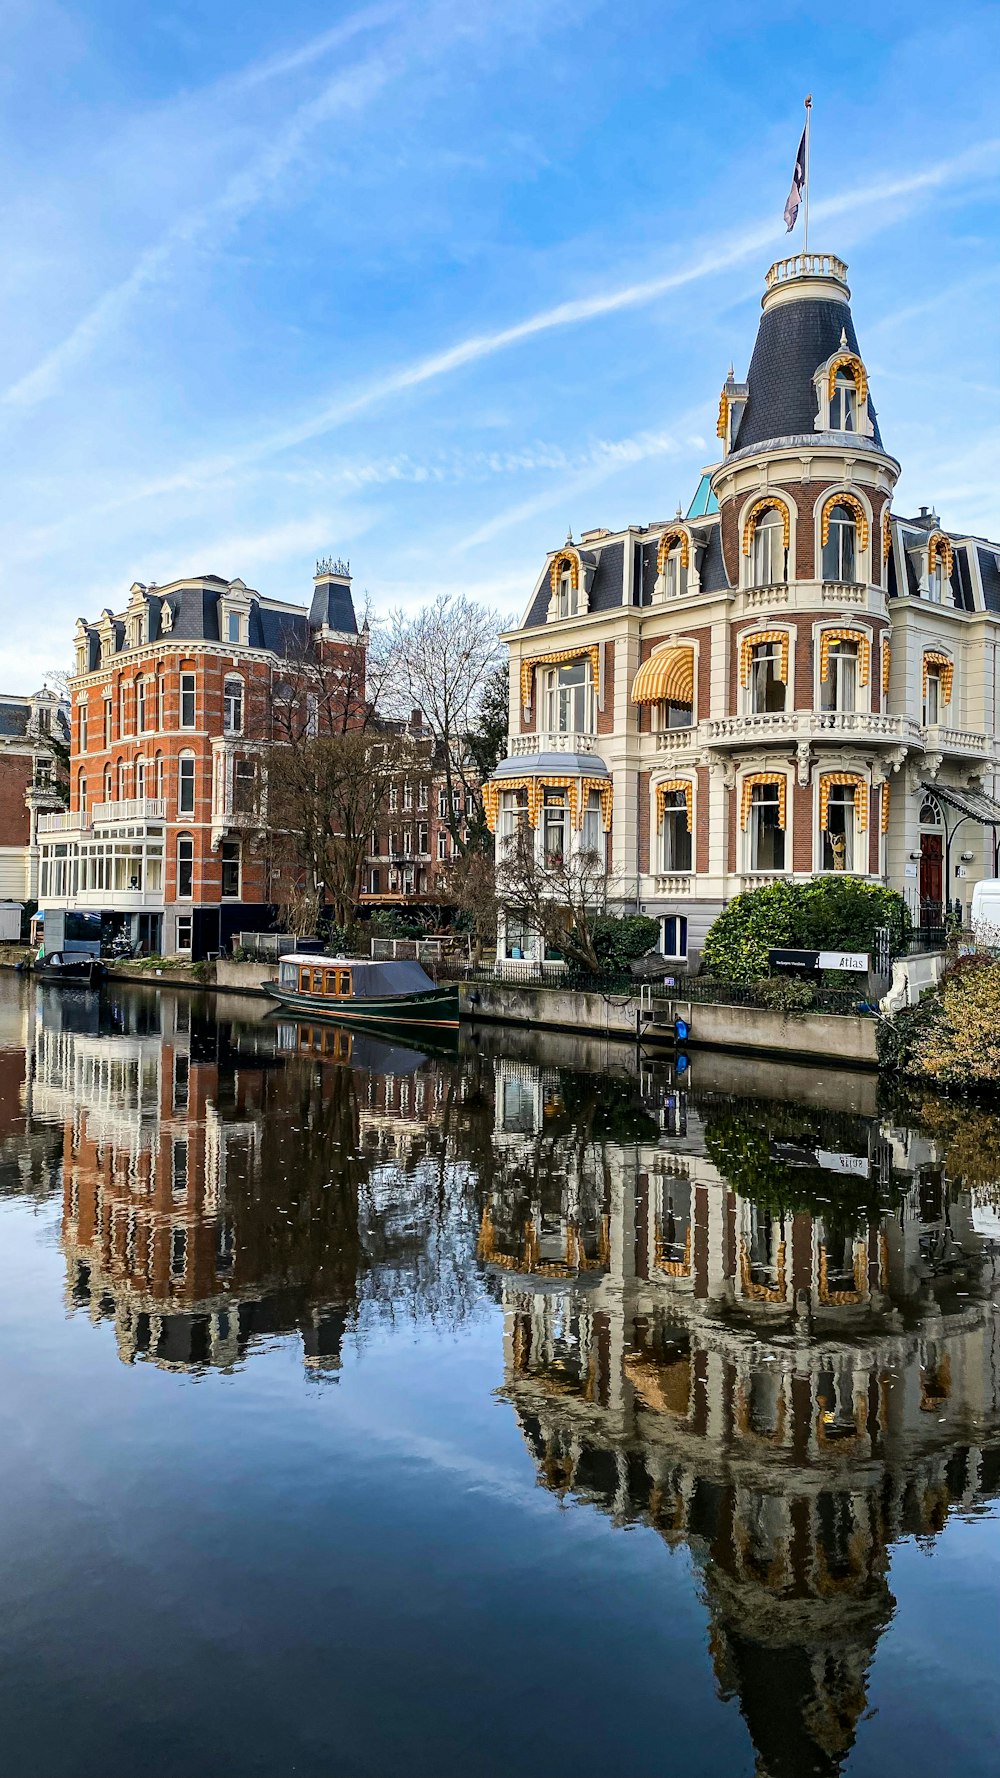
631,645,694,706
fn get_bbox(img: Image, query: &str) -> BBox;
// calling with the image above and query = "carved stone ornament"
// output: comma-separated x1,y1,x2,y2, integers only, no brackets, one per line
796,741,813,787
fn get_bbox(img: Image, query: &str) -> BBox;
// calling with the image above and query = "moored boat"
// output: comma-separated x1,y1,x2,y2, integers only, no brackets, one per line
264,953,460,1031
32,952,105,987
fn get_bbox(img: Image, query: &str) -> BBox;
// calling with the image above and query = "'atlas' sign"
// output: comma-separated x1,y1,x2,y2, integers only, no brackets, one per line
768,948,869,975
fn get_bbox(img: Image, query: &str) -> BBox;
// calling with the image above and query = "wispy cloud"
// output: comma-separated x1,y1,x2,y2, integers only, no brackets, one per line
94,134,1000,514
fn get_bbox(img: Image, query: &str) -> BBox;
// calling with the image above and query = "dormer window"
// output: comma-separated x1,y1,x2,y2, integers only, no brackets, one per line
927,560,945,603
226,610,243,644
663,543,687,600
548,550,583,620
829,370,857,432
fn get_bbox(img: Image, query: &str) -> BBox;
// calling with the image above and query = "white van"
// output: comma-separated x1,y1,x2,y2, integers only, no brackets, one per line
970,879,1000,943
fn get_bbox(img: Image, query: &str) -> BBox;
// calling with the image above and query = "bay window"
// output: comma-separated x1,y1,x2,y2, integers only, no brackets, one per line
544,660,593,734
542,790,567,868
829,370,858,432
581,789,604,856
821,504,858,582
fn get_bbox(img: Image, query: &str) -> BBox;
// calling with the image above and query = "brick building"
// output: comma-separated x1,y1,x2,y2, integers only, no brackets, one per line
39,560,361,958
487,249,1000,966
361,708,477,907
0,688,69,903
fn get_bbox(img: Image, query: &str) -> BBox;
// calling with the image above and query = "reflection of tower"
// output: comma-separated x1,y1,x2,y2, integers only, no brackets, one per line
484,1059,1000,1778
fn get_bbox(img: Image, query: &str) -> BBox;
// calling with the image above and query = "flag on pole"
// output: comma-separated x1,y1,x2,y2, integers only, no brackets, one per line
783,119,808,232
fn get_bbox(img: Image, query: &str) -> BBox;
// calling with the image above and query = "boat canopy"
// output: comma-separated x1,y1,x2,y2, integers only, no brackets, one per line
277,955,438,996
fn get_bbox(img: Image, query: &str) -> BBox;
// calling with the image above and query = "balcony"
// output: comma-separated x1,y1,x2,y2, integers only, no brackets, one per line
923,724,990,758
508,732,598,757
37,810,89,835
652,874,695,897
703,711,921,748
821,581,867,605
765,252,848,288
93,798,166,824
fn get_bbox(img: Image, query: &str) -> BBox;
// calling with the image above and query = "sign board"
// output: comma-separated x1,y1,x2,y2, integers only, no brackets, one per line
768,948,869,975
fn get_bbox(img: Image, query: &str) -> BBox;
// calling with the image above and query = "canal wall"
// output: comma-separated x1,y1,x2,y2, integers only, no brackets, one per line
460,981,880,1069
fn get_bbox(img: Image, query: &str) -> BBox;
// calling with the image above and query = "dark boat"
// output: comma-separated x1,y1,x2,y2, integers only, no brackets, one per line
264,953,460,1031
33,952,105,987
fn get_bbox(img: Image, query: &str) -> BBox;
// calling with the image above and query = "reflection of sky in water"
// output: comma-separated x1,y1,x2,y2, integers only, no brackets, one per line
0,977,998,1778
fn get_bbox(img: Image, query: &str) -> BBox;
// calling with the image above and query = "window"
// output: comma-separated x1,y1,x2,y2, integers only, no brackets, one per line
417,782,428,810
437,829,448,860
369,868,380,894
927,560,946,603
223,677,244,735
748,782,785,870
403,781,413,810
542,789,567,868
822,504,857,582
176,835,194,899
178,754,196,816
504,914,532,960
751,509,787,586
656,692,694,731
176,914,193,953
417,823,429,855
555,565,579,618
103,697,113,749
829,370,858,432
581,790,604,855
661,915,688,959
389,785,398,812
663,545,688,600
438,788,448,818
749,641,786,713
544,659,593,734
77,771,87,815
179,671,196,729
135,757,146,799
221,839,241,898
233,758,257,814
173,1054,189,1110
821,640,858,713
117,759,128,800
155,675,163,730
659,791,692,871
499,788,529,843
226,610,242,644
78,703,87,752
822,784,857,872
403,830,413,856
137,679,148,732
154,754,164,799
924,667,942,726
103,764,113,803
119,683,130,736
170,1225,187,1278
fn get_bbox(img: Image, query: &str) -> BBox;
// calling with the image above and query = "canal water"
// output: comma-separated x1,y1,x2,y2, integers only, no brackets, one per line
0,976,998,1778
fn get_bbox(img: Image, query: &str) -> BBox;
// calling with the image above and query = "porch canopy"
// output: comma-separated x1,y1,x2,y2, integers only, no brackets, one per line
923,782,1000,827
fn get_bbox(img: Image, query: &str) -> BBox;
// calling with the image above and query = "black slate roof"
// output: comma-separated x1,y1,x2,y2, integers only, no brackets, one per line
699,524,730,592
309,581,359,635
0,701,29,738
732,295,883,453
522,538,625,628
978,546,1000,613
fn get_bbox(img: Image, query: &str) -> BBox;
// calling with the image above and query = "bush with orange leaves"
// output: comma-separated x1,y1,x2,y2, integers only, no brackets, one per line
906,953,1000,1089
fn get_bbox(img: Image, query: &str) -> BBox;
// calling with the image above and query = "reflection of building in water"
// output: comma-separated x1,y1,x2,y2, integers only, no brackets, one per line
480,1057,1000,1778
50,996,362,1374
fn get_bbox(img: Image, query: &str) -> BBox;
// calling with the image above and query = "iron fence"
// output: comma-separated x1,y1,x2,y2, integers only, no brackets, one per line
437,960,870,1016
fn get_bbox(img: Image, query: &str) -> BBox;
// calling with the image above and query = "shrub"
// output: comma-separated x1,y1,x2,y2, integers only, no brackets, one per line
590,913,659,972
905,955,1000,1088
751,976,817,1013
702,876,911,985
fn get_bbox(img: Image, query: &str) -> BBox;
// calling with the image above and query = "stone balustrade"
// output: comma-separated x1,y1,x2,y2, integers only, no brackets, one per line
508,731,599,756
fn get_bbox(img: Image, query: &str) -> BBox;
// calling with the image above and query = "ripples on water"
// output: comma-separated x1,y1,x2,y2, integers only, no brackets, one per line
0,976,998,1778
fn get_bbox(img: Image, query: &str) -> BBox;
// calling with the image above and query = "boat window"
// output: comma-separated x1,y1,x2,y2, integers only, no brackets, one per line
298,966,311,992
323,969,338,994
337,969,352,996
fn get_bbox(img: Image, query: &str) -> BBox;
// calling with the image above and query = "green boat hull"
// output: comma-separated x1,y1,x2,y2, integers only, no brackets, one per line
264,982,460,1030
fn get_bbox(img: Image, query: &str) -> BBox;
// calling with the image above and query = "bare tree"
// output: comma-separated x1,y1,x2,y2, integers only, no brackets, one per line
499,828,612,973
371,593,506,854
441,848,498,962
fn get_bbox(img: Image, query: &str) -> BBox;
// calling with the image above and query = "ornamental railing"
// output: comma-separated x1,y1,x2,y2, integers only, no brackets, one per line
765,253,848,287
507,731,599,756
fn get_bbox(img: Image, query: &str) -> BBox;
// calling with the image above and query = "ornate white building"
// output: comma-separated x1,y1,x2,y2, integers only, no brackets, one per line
488,251,1000,965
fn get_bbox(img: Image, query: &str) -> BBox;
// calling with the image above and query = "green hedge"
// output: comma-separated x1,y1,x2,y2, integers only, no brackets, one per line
702,876,911,986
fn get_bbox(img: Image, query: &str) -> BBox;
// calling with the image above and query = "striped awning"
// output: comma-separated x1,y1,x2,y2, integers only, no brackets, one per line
631,645,694,706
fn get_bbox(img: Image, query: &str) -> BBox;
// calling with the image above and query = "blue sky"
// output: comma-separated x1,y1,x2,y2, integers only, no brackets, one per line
1,0,999,692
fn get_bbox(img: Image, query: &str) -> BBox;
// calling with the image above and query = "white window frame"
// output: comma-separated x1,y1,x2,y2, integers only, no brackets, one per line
746,641,787,715
178,753,196,817
750,510,787,588
659,790,693,873
179,672,196,730
745,782,787,872
176,836,194,901
543,660,594,735
223,677,244,736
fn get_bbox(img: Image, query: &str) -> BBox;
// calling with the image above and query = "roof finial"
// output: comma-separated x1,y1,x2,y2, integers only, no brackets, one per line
839,325,848,349
566,527,574,546
675,502,683,520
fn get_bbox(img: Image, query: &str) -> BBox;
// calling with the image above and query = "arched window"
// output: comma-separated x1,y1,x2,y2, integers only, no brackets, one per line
77,770,87,815
135,757,146,800
656,528,690,599
176,834,194,899
821,639,859,713
178,751,196,817
919,795,942,828
822,503,858,582
829,369,858,432
751,509,787,586
103,764,112,804
548,551,582,619
223,676,244,735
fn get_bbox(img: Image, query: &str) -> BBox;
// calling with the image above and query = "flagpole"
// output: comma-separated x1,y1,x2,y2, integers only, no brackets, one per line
802,95,813,254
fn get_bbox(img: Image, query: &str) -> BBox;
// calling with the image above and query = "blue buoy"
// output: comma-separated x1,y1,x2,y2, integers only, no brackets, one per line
675,1017,689,1043
675,1053,689,1075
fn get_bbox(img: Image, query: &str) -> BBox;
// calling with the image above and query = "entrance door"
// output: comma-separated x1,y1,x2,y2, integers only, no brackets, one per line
920,833,943,923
